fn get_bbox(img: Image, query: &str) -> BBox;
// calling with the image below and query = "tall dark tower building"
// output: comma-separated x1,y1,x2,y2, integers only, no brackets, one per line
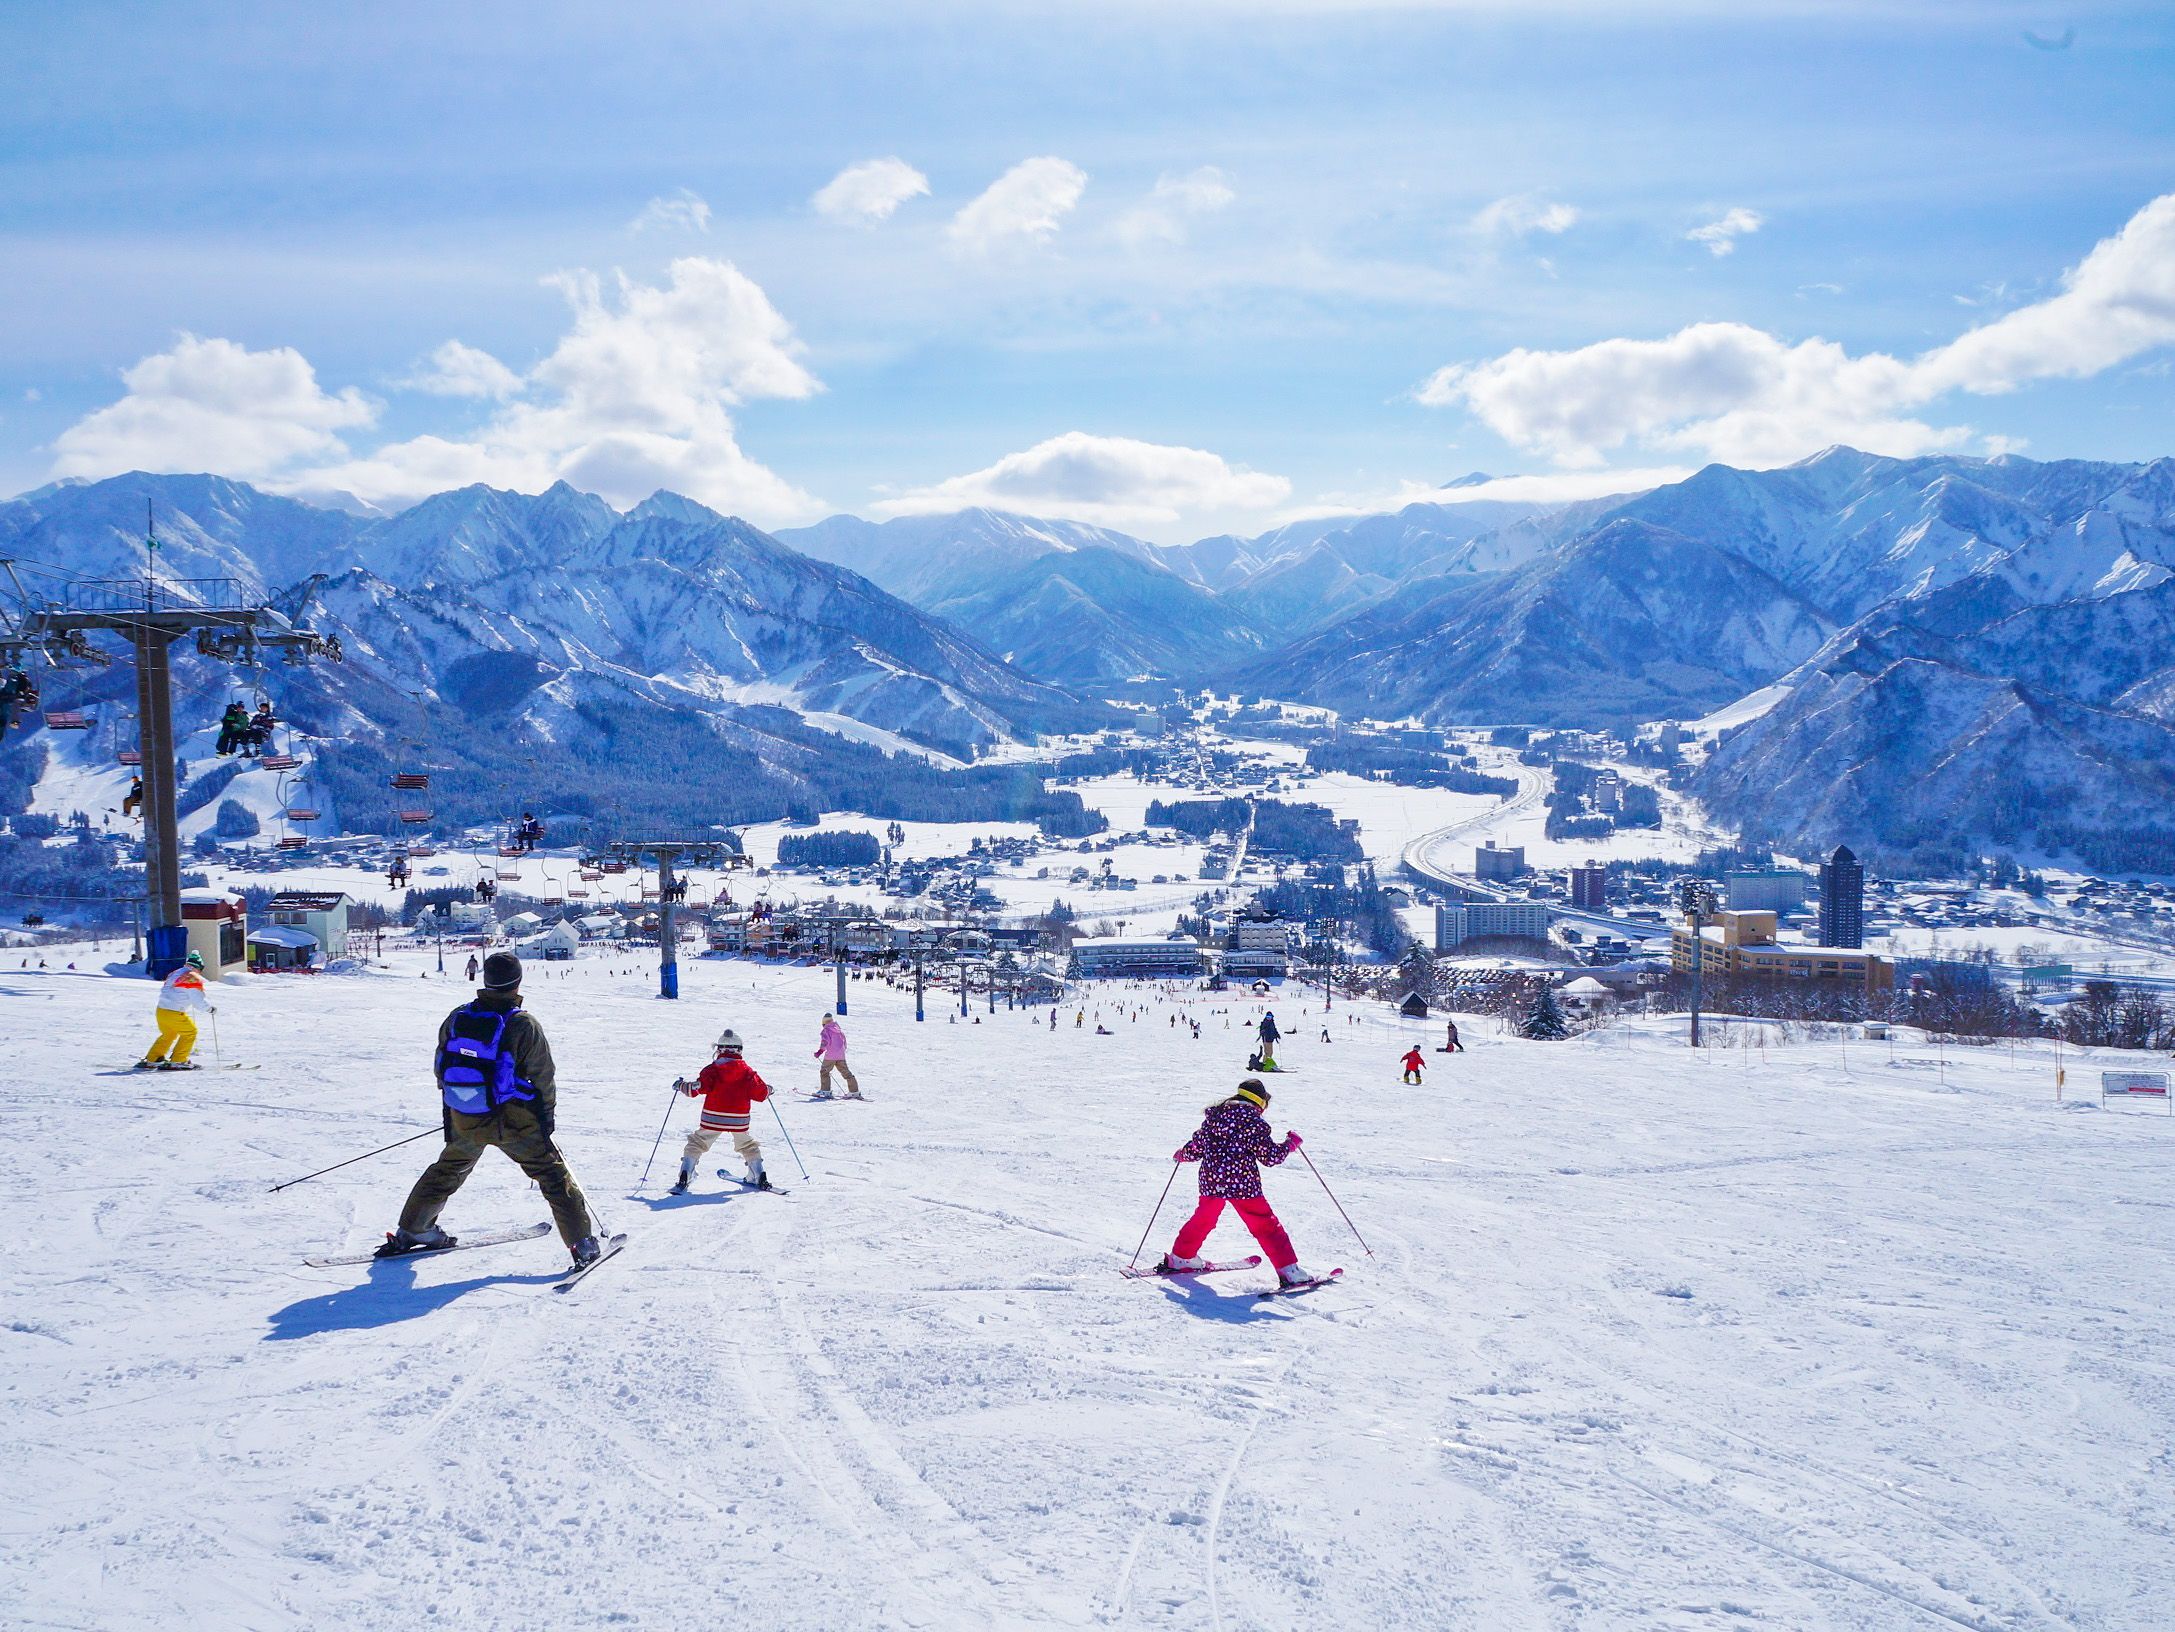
1817,844,1864,948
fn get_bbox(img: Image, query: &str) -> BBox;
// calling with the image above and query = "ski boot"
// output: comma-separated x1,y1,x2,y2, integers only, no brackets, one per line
159,1060,202,1071
669,1164,693,1195
744,1159,770,1192
570,1235,603,1270
132,1058,160,1071
377,1224,455,1257
1278,1263,1317,1287
1159,1254,1208,1274
808,1087,834,1101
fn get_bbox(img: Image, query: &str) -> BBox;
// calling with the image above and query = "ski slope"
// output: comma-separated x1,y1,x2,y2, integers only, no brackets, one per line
5,952,2173,1630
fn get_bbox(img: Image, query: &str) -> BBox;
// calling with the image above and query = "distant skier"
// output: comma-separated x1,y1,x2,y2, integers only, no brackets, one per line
1256,1010,1281,1070
1401,1046,1425,1085
671,1027,773,1192
465,953,480,983
386,952,602,1269
810,1012,862,1100
137,948,215,1070
1439,1019,1464,1055
1159,1079,1316,1288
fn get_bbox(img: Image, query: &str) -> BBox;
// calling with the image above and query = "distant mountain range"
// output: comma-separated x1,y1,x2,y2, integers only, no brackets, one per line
9,447,2175,869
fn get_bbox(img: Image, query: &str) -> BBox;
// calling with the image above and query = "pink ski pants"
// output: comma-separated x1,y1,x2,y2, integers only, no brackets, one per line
1171,1195,1296,1271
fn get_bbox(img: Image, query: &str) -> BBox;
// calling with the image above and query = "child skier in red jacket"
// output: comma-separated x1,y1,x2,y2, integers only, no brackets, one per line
1160,1079,1315,1287
672,1028,773,1192
1401,1046,1425,1085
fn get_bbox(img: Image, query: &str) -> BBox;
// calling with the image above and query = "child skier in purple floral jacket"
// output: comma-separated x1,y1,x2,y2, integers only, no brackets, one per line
1160,1079,1316,1286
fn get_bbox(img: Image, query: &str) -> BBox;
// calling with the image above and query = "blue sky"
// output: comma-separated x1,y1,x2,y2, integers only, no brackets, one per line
2,1,2171,540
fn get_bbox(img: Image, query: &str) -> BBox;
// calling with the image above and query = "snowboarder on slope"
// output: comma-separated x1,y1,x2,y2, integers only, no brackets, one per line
1256,1010,1281,1070
671,1028,772,1192
1440,1019,1464,1054
388,952,603,1268
1161,1078,1315,1287
1401,1046,1425,1085
810,1012,861,1100
138,948,215,1070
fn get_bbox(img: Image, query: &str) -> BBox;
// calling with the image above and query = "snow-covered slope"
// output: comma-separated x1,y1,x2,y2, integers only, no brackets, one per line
5,954,2171,1629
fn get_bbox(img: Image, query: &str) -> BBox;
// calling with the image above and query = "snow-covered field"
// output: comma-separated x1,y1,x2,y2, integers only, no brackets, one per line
6,952,2173,1630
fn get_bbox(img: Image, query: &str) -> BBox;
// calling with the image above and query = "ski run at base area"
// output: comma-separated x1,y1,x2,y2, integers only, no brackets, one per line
3,950,2171,1632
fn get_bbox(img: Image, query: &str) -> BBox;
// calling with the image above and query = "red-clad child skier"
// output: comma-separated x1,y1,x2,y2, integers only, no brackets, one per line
671,1028,774,1193
1401,1046,1425,1085
1160,1078,1316,1287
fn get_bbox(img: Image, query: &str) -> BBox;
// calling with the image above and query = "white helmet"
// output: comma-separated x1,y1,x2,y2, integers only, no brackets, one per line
715,1029,743,1051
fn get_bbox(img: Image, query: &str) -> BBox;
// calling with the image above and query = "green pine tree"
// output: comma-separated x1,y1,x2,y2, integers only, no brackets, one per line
1520,983,1572,1041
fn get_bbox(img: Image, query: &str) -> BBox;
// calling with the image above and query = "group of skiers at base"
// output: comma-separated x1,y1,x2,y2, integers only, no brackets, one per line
136,950,215,1069
1160,1077,1319,1288
358,953,1320,1284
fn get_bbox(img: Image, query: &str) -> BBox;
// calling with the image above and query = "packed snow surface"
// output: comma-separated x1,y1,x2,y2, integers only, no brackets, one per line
5,952,2172,1630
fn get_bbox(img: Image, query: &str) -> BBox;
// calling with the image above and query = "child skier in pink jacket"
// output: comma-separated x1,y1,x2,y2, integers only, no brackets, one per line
1161,1079,1315,1286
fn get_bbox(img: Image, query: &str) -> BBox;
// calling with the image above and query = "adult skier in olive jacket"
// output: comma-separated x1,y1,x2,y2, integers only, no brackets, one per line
388,952,602,1268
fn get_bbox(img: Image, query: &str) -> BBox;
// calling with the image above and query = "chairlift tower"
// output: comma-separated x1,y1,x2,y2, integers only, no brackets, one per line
5,510,341,975
599,838,744,998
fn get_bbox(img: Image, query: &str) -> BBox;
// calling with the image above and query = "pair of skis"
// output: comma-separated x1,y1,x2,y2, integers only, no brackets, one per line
304,1222,628,1292
1119,1255,1344,1297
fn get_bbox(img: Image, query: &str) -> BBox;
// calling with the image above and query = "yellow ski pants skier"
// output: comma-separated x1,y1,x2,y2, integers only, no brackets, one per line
145,1009,198,1065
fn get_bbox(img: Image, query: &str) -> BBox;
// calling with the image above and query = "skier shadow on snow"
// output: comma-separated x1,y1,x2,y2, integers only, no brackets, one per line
1149,1275,1285,1324
266,1254,562,1340
626,1189,738,1212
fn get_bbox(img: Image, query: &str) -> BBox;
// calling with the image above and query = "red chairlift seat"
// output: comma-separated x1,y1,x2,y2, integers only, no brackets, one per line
391,772,430,791
277,836,308,852
286,807,321,822
568,888,590,899
408,844,437,857
397,809,432,825
258,753,301,771
116,749,142,766
43,710,90,730
496,867,521,881
498,844,524,858
600,860,629,875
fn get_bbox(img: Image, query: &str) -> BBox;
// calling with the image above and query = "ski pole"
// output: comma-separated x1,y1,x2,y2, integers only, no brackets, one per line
1128,1160,1181,1270
210,1009,223,1069
268,1128,438,1193
1298,1146,1373,1259
638,1081,683,1188
768,1095,810,1180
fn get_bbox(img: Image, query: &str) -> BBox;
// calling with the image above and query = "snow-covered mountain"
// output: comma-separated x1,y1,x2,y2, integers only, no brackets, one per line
777,510,1264,685
3,475,1106,764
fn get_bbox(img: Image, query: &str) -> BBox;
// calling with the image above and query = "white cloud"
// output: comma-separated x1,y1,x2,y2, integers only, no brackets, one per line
1116,166,1236,249
628,189,712,234
1686,206,1763,257
1418,190,2175,469
49,334,376,483
397,340,523,399
57,260,825,525
874,432,1289,532
813,157,931,226
1472,195,1580,239
949,157,1088,253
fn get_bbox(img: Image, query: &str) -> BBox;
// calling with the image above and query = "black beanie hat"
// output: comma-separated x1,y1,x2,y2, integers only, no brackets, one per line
482,951,523,991
1230,1078,1271,1108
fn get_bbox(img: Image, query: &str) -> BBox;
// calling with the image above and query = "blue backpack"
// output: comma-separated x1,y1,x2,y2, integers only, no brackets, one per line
436,1003,537,1115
